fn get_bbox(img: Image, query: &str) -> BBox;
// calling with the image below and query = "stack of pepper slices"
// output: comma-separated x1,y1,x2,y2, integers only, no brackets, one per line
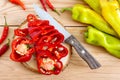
10,14,68,75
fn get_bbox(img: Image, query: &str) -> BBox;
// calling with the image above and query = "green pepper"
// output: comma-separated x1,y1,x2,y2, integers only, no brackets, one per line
100,0,120,37
85,26,120,58
61,4,118,37
83,0,101,14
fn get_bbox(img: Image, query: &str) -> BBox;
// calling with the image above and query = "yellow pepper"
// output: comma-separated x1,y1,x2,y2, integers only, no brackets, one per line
100,0,120,37
117,0,120,4
83,0,101,14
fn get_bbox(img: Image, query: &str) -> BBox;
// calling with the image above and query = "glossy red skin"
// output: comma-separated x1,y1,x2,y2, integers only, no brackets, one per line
0,26,9,44
10,37,35,62
9,0,26,10
0,41,9,56
36,50,63,75
11,14,68,75
14,28,28,37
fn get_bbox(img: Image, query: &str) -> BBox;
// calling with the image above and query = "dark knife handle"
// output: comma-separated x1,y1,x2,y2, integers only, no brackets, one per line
65,35,101,69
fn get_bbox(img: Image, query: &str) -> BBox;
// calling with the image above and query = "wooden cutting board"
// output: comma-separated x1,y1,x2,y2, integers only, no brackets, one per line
0,0,120,80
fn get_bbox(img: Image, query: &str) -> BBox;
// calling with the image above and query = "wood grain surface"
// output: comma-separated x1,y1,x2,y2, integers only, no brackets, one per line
0,0,120,80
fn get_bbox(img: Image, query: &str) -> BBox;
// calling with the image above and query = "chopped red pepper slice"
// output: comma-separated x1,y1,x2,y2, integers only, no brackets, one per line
37,32,64,45
36,50,63,75
27,14,37,22
14,28,28,37
10,37,35,62
52,44,68,60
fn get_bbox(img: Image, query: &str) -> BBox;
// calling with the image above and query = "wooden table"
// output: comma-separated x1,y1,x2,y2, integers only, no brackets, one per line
0,0,120,80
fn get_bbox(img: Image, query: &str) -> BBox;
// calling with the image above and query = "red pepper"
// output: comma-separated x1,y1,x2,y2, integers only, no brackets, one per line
52,44,68,60
46,0,60,15
37,32,64,45
0,39,10,56
39,0,47,11
36,43,68,60
10,14,68,75
10,37,35,62
9,0,26,10
0,16,9,44
27,14,37,22
36,50,63,75
14,28,28,37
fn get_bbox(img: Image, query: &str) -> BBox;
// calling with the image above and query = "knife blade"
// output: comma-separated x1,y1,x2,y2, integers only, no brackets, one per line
33,4,101,69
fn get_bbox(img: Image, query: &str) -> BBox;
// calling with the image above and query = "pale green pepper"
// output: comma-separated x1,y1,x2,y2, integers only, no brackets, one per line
85,26,120,58
61,4,118,37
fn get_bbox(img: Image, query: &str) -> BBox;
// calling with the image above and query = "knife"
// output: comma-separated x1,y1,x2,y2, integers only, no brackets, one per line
33,4,101,69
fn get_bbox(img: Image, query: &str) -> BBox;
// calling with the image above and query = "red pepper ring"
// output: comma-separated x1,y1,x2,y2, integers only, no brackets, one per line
45,29,58,36
36,50,63,75
27,14,37,22
14,28,28,37
52,44,68,60
28,19,49,27
37,32,64,45
35,20,49,27
49,32,64,45
10,37,35,62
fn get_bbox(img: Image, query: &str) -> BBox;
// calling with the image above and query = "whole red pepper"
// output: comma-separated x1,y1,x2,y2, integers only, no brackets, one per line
45,0,60,15
36,50,63,75
0,16,9,44
0,39,10,56
10,37,35,62
39,0,60,15
9,0,26,10
39,0,47,11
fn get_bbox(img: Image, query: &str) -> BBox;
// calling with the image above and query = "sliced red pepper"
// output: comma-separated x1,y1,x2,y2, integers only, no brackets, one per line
45,29,58,36
10,14,68,75
29,31,42,42
28,20,49,27
27,14,37,22
10,37,35,62
14,28,28,37
37,32,64,45
36,43,68,60
49,32,64,45
52,44,68,60
36,50,63,75
35,20,49,27
28,27,42,34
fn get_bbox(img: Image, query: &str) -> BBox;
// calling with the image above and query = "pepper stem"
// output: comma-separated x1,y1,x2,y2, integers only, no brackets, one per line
6,39,10,46
4,16,8,26
60,8,72,13
54,9,60,15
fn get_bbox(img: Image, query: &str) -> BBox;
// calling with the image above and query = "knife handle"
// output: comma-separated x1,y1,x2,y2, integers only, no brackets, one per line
65,35,101,69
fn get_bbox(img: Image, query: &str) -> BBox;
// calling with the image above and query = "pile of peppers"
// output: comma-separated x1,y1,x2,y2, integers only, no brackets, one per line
10,14,68,75
62,0,120,58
